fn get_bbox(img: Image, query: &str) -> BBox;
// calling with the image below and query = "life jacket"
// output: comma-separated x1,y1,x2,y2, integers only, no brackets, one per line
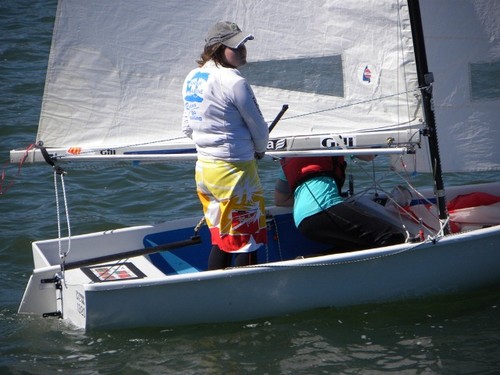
280,156,347,194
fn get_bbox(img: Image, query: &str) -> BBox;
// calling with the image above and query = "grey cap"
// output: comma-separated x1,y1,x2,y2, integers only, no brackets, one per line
205,21,254,49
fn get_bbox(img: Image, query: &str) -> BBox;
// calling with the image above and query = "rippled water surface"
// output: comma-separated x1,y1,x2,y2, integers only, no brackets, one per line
1,1,499,374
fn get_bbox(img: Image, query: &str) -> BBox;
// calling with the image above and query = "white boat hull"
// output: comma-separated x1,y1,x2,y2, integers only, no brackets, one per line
81,227,500,330
18,182,500,330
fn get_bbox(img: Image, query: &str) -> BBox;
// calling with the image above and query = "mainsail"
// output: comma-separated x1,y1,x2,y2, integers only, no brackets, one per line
11,0,423,163
10,0,499,172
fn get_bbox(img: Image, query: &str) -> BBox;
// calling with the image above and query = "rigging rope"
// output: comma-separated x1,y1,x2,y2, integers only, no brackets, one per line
358,139,453,242
38,142,72,270
0,143,35,195
346,155,444,241
278,87,422,123
53,167,71,265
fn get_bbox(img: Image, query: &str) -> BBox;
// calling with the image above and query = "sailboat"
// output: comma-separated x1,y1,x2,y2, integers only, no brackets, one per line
11,0,500,330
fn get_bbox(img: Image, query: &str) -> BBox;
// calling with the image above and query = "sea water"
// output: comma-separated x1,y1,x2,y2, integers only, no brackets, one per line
1,1,499,374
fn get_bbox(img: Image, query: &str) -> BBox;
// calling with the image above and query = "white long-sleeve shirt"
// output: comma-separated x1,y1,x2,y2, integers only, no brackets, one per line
182,60,269,161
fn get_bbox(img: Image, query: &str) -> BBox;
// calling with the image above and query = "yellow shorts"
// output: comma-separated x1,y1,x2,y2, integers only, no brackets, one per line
195,158,267,253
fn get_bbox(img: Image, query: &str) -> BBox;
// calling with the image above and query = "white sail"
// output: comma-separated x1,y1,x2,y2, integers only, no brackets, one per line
11,0,423,162
402,0,500,173
12,0,499,171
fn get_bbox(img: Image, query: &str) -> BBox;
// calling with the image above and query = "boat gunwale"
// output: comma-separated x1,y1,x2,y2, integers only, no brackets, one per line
80,223,500,291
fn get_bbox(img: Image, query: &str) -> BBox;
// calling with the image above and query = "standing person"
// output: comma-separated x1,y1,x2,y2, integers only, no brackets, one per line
182,21,269,270
274,156,408,252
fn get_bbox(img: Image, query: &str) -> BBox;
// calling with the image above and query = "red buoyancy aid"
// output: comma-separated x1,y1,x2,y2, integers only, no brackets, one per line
280,156,347,193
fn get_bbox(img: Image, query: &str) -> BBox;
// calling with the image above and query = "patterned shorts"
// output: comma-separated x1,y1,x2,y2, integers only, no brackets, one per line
195,158,267,253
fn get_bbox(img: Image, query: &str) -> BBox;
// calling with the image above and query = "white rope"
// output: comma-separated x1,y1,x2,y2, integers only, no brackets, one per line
348,157,439,240
53,169,71,264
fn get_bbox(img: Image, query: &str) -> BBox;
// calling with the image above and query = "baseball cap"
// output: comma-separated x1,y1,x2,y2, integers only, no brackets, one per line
205,21,254,49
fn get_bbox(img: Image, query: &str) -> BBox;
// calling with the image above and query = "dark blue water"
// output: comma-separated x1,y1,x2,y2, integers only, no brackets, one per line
1,1,499,374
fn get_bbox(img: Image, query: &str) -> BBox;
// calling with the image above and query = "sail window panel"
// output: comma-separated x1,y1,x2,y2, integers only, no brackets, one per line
242,56,344,97
470,61,500,101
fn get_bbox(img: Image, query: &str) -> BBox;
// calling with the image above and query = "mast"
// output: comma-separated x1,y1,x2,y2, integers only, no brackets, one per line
407,0,449,234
